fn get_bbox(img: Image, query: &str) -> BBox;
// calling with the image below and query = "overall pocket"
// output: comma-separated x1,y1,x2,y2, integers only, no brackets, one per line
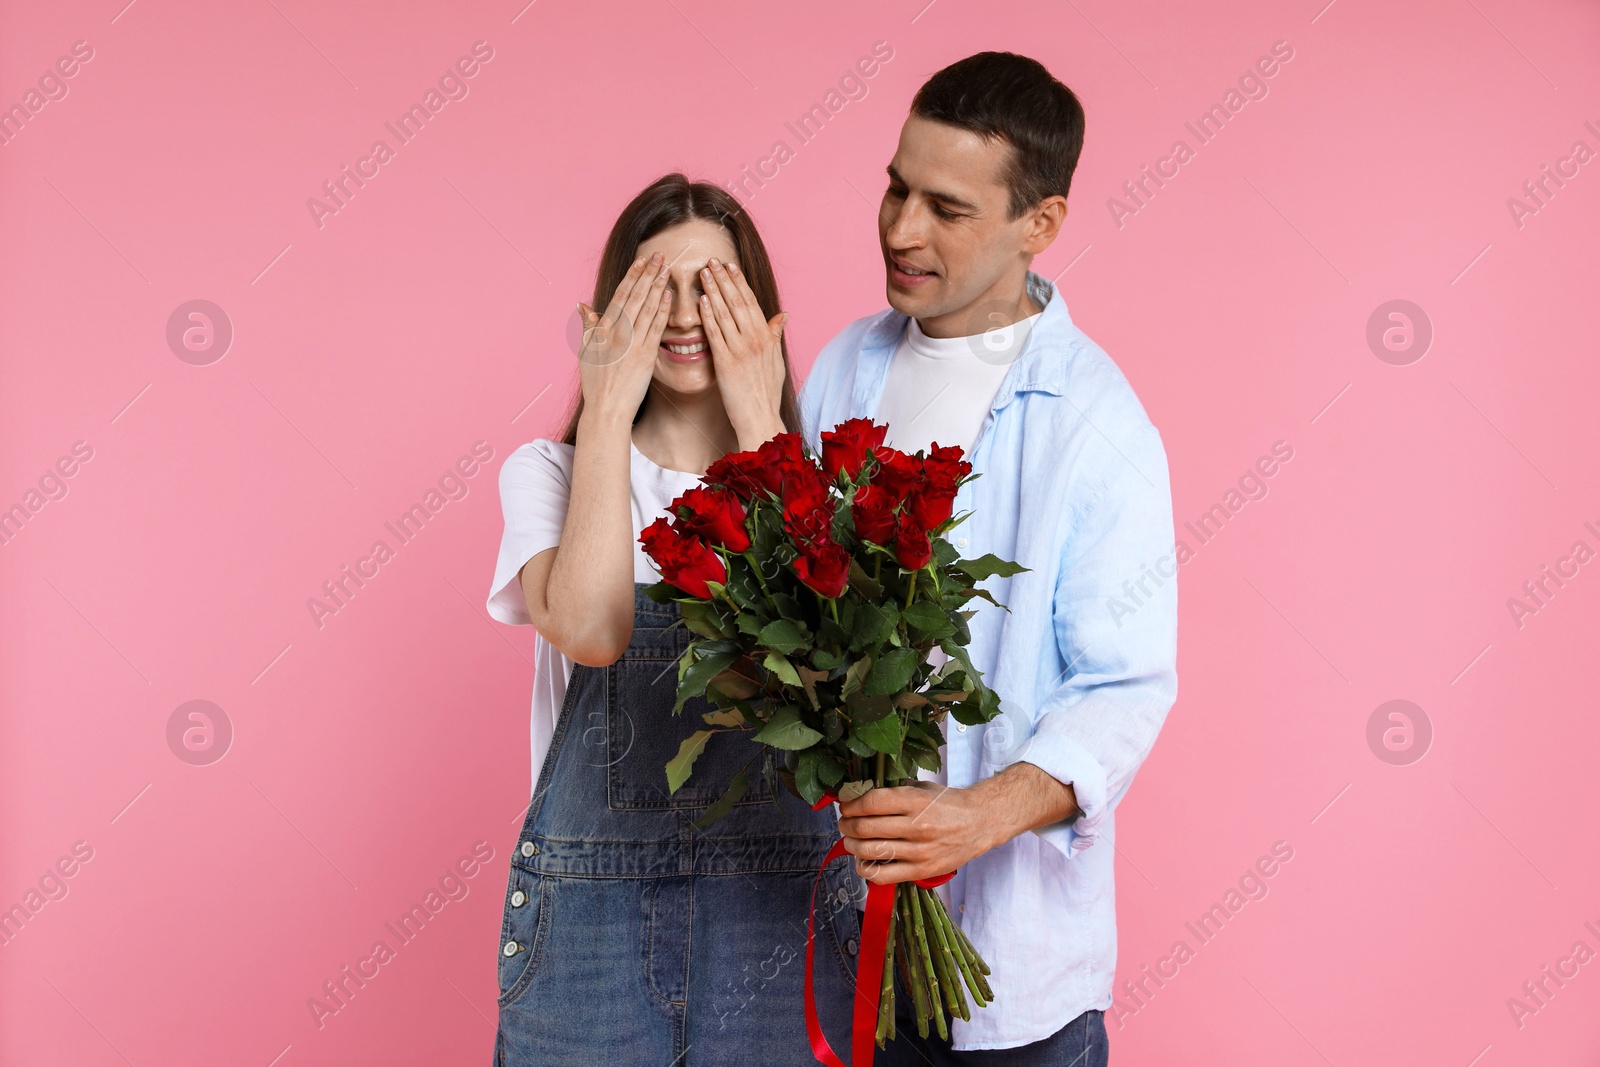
605,620,776,812
496,862,552,1008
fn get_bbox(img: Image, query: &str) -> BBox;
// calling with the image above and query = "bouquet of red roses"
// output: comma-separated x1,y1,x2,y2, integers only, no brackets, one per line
639,417,1026,1051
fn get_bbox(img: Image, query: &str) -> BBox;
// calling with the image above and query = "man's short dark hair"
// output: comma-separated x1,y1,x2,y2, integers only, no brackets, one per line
910,51,1086,220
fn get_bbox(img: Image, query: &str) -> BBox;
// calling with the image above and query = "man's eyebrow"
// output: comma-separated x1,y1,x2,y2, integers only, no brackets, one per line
885,164,980,213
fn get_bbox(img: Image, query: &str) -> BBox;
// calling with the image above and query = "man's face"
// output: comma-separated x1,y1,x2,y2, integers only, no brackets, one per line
878,114,1053,337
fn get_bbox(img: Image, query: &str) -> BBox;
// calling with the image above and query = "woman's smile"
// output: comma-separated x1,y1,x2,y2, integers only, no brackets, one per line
661,334,709,363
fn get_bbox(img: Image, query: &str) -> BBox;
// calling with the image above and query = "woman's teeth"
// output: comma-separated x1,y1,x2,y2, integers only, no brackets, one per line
665,342,706,355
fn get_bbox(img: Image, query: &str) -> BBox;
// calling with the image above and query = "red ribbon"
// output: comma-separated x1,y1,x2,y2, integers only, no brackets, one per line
803,790,957,1067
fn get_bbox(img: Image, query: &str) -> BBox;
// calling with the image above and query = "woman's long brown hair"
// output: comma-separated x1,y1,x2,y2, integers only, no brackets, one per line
557,173,802,446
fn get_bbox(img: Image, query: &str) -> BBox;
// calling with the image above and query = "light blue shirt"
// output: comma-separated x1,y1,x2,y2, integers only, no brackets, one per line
800,270,1179,1050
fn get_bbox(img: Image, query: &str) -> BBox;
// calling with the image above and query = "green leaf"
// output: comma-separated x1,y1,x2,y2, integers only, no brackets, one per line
847,558,884,600
811,648,844,671
864,648,918,696
762,650,803,687
818,616,850,647
666,730,715,793
680,599,731,640
850,602,899,652
675,646,740,714
824,705,845,744
794,748,825,807
738,612,768,637
817,752,845,788
643,581,677,604
855,711,902,755
932,538,961,567
954,553,1029,583
846,690,895,723
759,618,810,655
900,601,955,640
753,705,824,750
723,556,764,609
844,733,877,757
691,769,748,828
771,593,805,620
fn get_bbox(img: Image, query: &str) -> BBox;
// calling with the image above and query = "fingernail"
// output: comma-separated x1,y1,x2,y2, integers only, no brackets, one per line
708,257,720,269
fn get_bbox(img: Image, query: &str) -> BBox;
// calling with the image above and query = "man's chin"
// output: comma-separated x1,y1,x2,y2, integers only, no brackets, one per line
884,281,934,319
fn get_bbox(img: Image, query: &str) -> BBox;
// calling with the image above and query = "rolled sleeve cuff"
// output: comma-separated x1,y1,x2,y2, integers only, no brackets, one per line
1009,732,1109,860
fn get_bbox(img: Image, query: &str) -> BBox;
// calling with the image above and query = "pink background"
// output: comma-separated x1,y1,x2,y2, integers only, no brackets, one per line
3,0,1598,1064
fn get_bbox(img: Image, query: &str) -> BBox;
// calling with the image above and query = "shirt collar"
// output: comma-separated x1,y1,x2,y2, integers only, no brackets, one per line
855,270,1075,416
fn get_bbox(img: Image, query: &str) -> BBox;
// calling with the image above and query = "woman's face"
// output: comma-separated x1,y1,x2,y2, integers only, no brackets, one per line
634,218,740,398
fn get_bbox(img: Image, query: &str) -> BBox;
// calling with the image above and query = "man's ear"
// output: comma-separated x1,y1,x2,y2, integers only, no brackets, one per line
1020,195,1069,255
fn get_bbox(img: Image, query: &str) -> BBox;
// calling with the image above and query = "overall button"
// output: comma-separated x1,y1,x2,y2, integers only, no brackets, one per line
834,887,848,906
510,890,527,907
520,841,537,858
503,940,520,957
845,938,858,956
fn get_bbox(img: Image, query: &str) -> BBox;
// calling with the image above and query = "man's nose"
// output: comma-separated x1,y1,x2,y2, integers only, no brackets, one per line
884,199,923,250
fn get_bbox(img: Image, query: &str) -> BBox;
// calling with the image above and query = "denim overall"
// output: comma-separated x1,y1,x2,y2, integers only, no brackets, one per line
494,584,865,1066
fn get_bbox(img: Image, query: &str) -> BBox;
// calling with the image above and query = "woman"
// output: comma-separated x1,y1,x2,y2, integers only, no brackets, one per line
484,173,864,1065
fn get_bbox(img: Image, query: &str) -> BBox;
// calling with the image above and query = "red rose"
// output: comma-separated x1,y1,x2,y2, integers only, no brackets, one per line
820,418,888,482
906,483,957,530
706,434,806,499
922,443,972,493
639,517,727,599
868,445,925,503
850,481,899,545
794,539,850,598
891,511,932,570
780,464,835,548
674,486,751,553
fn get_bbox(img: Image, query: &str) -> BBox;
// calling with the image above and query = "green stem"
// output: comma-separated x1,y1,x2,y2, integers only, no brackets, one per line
906,881,947,1041
897,891,932,1038
742,549,771,594
928,891,986,1008
920,886,971,1020
876,903,897,1046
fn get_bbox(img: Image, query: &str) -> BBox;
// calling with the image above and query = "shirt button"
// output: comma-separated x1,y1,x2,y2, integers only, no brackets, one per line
510,890,527,907
957,537,968,548
520,841,536,858
959,904,966,913
845,938,858,956
957,723,968,733
503,940,520,957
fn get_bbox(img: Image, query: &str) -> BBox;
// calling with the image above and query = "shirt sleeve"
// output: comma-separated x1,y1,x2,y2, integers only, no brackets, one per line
1009,418,1180,860
486,439,575,626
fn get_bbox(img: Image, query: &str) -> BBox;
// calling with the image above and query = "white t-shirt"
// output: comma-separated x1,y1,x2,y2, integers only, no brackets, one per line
486,437,704,795
870,309,1040,910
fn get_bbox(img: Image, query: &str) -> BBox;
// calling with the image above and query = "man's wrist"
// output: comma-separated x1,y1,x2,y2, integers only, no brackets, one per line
975,762,1080,846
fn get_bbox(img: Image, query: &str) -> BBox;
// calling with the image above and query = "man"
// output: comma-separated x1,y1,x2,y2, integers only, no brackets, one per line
799,52,1179,1063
